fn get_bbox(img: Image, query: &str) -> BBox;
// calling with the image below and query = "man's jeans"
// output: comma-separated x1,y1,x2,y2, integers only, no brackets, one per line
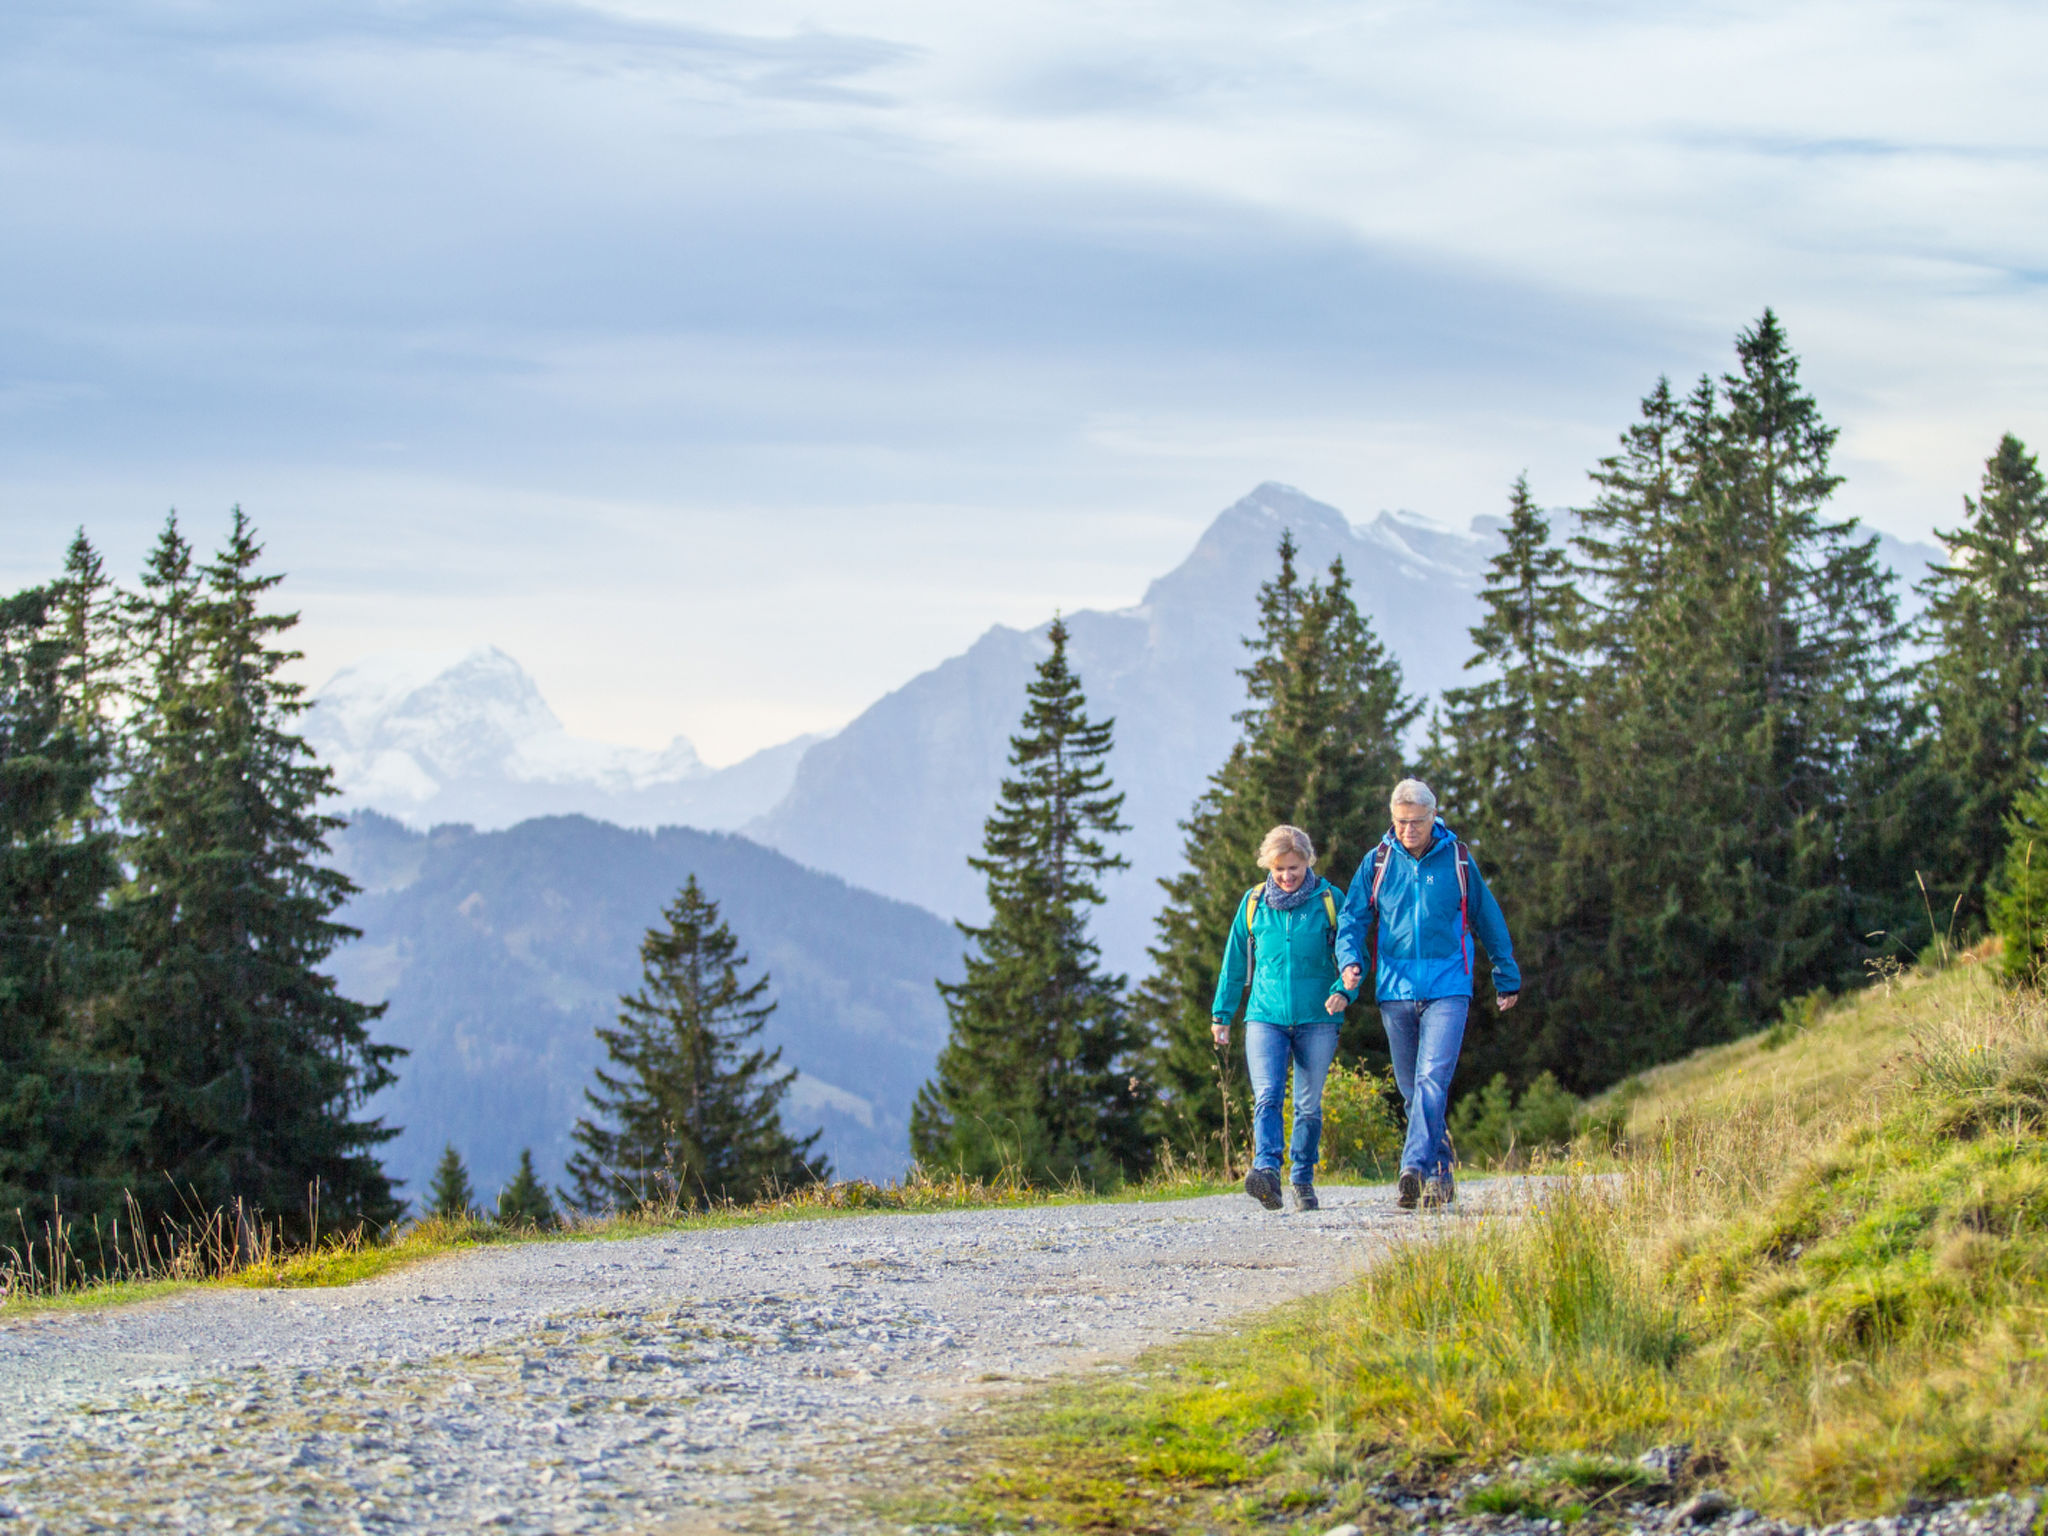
1244,1019,1341,1187
1379,996,1470,1181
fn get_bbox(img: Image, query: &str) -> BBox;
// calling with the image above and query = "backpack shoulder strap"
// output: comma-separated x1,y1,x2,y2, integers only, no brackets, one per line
1320,888,1338,929
1242,885,1263,934
1454,840,1473,974
1368,843,1392,907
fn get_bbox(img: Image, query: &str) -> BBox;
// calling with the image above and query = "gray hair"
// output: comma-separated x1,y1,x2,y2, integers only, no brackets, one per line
1256,825,1316,869
1390,778,1438,813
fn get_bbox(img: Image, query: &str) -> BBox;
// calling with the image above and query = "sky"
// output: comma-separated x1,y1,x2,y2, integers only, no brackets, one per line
4,0,2044,762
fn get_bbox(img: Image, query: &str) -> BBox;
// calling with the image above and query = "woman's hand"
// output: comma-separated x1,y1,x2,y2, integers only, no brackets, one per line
1210,1022,1231,1047
1324,992,1347,1016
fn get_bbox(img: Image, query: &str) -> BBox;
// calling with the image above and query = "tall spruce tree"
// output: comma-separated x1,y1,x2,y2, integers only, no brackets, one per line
109,511,401,1232
1430,475,1581,1089
566,875,824,1211
0,583,142,1226
1138,534,1415,1162
1543,313,1908,1083
1916,434,2048,921
909,618,1144,1187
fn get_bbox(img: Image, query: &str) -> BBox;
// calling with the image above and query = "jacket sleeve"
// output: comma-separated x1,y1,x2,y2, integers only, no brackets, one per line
1334,859,1373,975
1466,855,1522,996
1210,897,1251,1021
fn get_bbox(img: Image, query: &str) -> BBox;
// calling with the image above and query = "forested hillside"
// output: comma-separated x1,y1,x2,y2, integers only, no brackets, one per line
326,813,962,1199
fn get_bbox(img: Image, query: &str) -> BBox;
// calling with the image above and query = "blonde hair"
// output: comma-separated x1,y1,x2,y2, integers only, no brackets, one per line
1256,825,1316,869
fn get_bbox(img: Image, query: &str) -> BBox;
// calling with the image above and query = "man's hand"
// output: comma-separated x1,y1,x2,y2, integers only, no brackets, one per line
1341,964,1362,991
1497,991,1520,1012
1324,992,1347,1016
1211,1022,1231,1047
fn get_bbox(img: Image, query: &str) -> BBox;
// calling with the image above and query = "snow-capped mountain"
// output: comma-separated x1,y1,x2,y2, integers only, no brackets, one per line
744,483,1500,973
304,646,815,832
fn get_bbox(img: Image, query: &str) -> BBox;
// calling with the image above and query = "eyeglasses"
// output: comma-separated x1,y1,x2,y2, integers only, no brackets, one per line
1391,815,1434,830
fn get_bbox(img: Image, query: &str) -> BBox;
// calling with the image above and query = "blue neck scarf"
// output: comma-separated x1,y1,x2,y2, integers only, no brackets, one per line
1264,874,1320,911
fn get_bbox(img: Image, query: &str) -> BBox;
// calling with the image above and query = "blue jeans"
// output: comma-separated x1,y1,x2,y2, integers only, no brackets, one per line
1244,1019,1340,1186
1380,997,1469,1181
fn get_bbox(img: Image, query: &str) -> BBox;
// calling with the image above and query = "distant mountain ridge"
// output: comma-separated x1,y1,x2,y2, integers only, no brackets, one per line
326,812,963,1198
311,483,1943,978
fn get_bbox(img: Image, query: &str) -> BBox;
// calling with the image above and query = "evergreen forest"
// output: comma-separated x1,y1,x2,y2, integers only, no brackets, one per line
927,311,2048,1183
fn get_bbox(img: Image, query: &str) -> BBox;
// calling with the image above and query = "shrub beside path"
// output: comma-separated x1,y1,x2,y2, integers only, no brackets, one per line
0,1182,1466,1534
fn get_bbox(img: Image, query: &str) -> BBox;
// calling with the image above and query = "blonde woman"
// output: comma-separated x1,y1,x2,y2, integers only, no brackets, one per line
1210,825,1357,1212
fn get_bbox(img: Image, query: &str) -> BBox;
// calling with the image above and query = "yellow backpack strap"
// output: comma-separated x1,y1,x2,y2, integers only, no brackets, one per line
1321,889,1338,929
1243,886,1262,934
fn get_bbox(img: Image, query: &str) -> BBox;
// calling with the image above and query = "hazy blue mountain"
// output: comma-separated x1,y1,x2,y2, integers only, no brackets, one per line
304,646,817,833
745,483,1500,972
326,811,962,1202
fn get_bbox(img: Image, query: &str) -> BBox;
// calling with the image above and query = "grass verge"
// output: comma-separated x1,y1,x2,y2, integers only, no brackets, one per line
1,1161,1236,1316
888,962,2048,1531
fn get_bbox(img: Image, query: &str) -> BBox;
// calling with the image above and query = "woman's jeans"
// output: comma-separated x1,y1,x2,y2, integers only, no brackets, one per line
1244,1019,1340,1186
1379,996,1470,1181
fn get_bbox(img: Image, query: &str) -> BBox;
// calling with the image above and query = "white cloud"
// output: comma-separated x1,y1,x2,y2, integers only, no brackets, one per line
2,0,2042,754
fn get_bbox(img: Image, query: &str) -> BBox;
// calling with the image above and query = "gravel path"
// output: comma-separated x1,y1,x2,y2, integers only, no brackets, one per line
0,1181,1475,1535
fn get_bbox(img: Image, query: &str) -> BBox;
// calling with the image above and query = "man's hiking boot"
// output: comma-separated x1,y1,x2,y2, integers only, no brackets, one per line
1291,1183,1319,1213
1244,1168,1284,1210
1421,1174,1456,1210
1396,1169,1422,1210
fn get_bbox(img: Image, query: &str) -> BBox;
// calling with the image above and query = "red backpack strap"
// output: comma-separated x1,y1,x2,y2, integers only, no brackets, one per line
1366,843,1391,977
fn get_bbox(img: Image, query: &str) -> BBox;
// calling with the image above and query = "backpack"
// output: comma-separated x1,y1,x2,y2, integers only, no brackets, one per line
1365,837,1472,977
1240,881,1339,978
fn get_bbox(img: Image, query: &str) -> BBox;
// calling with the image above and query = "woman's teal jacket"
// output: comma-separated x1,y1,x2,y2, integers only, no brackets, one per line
1209,876,1356,1026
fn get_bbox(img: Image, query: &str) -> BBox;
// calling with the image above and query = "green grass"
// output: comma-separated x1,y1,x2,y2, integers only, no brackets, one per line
886,960,2048,1532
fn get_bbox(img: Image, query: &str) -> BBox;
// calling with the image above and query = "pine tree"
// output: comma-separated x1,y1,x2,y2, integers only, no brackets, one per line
565,875,824,1212
1991,778,2048,982
493,1149,556,1229
0,582,142,1226
1138,534,1415,1161
109,511,402,1233
426,1144,475,1220
1917,434,2048,921
1431,474,1581,1089
909,617,1144,1187
1543,314,1909,1083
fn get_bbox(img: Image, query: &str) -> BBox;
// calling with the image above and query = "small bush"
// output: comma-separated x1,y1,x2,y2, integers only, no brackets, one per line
1450,1071,1581,1165
1315,1061,1404,1176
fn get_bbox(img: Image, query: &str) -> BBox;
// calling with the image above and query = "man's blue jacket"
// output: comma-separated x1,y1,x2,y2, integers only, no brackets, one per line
1334,820,1521,1003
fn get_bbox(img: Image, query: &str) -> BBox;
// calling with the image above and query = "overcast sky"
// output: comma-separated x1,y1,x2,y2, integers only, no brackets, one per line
4,1,2043,761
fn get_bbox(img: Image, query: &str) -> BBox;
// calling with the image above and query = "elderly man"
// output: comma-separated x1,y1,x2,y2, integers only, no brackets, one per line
1336,779,1520,1210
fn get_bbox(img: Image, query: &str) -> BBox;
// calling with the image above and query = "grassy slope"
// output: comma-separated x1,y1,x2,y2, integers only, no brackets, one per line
891,961,2048,1532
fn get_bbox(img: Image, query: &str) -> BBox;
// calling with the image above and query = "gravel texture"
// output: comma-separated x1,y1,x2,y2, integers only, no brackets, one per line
0,1182,1463,1534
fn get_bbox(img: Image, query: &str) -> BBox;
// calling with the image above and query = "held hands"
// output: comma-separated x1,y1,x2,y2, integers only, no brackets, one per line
1341,964,1362,992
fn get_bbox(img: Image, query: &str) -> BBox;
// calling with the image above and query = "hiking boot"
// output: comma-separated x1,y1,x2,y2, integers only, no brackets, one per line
1291,1183,1319,1213
1421,1174,1455,1209
1396,1169,1422,1210
1243,1168,1284,1210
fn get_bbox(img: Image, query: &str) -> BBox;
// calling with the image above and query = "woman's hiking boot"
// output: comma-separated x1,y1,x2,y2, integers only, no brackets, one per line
1244,1168,1284,1210
1396,1169,1422,1210
1421,1174,1456,1209
1291,1183,1319,1213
